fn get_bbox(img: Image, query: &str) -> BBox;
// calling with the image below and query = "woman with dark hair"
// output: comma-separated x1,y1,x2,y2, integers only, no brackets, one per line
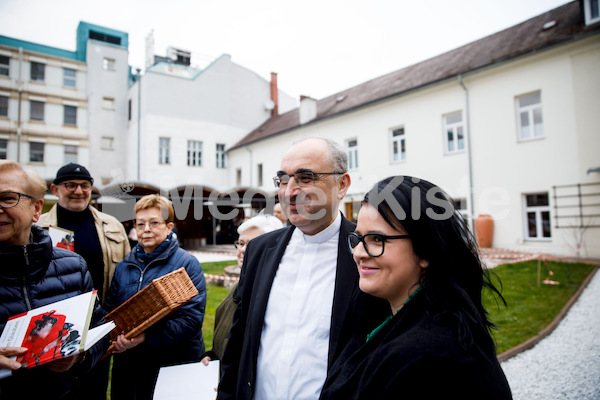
320,176,512,399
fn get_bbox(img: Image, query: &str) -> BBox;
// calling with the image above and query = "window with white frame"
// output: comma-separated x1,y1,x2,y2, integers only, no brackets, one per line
159,137,170,164
444,111,465,153
346,139,358,170
390,127,406,162
216,143,226,168
63,68,76,88
187,140,202,167
452,197,470,229
517,91,544,141
103,58,116,71
29,142,44,162
0,95,7,117
0,139,7,159
524,193,552,240
30,61,45,82
0,55,9,76
101,136,114,150
64,105,77,125
30,100,44,121
64,145,78,164
584,0,600,25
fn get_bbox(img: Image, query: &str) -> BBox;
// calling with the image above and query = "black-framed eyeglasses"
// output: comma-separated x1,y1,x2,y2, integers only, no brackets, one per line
0,192,33,208
347,232,411,258
61,181,92,191
135,220,166,230
273,171,345,188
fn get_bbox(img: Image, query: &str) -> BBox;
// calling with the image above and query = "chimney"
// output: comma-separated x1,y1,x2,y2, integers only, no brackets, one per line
299,95,317,125
270,72,279,117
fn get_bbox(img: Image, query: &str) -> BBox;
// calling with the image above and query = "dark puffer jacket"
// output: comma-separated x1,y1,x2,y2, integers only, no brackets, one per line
104,236,206,366
0,225,108,400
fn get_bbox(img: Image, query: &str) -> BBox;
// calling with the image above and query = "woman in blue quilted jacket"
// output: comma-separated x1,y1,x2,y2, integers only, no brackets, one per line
104,194,206,400
0,161,107,399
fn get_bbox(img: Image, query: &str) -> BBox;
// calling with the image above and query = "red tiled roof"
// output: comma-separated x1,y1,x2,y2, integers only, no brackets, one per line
231,1,599,150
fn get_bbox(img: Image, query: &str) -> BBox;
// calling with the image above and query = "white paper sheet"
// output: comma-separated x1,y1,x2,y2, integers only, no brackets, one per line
153,360,219,400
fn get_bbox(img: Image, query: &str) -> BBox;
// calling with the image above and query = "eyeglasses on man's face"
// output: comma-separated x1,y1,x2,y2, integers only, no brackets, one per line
61,181,92,191
347,232,411,258
273,171,345,188
0,192,33,208
135,220,166,230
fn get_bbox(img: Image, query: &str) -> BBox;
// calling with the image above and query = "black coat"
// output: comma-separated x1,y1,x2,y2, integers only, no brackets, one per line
218,214,389,400
0,225,107,400
320,292,513,400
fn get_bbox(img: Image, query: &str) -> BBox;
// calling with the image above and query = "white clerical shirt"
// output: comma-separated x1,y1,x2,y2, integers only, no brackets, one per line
254,212,341,400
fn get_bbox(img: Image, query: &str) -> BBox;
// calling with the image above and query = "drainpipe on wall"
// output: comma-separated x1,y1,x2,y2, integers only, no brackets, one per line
458,74,476,234
16,47,23,163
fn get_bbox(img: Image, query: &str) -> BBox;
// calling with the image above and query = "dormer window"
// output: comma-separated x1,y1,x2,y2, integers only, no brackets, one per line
584,0,600,25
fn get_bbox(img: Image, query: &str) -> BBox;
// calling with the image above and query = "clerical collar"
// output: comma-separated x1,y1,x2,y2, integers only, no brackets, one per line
298,212,342,244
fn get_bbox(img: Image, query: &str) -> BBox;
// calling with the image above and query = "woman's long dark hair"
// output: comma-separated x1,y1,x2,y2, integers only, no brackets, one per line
363,176,505,352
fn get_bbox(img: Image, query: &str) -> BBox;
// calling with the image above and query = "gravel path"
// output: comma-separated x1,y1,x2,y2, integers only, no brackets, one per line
501,269,600,400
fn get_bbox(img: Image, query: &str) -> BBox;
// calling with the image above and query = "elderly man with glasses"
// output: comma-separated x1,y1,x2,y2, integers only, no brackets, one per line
37,162,130,400
218,137,389,400
0,161,108,399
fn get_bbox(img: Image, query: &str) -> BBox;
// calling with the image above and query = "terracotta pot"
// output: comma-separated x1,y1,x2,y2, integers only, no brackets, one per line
475,214,494,248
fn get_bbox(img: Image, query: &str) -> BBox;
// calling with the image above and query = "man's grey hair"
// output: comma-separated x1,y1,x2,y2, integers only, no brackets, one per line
293,137,348,177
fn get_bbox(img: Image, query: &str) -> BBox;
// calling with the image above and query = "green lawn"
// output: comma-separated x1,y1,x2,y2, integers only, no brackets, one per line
484,260,596,353
201,259,597,354
200,260,237,348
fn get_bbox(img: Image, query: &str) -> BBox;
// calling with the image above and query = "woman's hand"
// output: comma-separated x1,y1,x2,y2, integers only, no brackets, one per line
201,355,212,366
111,333,146,354
0,347,27,370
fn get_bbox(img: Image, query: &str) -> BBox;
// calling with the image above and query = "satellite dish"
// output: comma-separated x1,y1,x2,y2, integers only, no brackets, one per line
265,99,275,110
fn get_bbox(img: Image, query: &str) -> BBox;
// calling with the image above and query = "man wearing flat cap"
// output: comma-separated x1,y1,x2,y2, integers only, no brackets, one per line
37,163,130,400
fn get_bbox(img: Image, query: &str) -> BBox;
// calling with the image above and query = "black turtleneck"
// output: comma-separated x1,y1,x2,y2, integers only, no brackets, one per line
56,205,104,299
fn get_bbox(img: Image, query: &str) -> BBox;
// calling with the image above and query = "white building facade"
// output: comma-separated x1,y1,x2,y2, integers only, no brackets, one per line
126,54,296,192
228,1,600,257
0,22,129,183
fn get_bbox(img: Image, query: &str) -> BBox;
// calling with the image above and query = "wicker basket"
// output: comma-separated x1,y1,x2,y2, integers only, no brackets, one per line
105,267,199,341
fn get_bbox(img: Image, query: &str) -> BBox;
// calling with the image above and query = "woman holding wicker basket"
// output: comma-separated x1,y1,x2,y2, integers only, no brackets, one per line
103,194,206,400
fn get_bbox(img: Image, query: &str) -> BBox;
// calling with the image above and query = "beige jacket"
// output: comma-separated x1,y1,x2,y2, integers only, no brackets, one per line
37,204,131,304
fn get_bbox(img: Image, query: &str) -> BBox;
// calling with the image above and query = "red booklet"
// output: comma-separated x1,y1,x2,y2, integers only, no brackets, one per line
0,291,114,378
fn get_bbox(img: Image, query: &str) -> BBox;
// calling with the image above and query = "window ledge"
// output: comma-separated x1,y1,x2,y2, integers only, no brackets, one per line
444,150,466,156
518,136,545,144
524,238,552,242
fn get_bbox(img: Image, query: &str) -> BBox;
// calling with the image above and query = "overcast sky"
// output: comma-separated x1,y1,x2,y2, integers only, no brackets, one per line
0,0,570,100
